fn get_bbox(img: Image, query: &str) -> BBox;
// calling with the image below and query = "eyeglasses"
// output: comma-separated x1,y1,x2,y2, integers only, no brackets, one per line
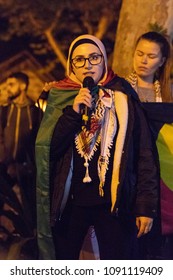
71,54,103,68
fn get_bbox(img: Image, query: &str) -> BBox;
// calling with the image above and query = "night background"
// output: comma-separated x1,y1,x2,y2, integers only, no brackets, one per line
0,0,122,85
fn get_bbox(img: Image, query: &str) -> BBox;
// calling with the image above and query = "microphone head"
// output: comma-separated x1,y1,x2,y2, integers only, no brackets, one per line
83,76,95,91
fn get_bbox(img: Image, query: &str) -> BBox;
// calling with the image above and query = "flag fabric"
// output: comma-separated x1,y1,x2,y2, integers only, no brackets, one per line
143,103,173,235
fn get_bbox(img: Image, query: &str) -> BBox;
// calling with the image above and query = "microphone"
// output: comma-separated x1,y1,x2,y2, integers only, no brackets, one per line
82,76,95,128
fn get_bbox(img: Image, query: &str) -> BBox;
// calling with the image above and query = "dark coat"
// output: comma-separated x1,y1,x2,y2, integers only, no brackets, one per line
36,75,159,259
50,83,159,225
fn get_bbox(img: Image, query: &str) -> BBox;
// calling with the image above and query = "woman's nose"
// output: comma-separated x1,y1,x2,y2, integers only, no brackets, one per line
85,59,92,68
141,55,148,64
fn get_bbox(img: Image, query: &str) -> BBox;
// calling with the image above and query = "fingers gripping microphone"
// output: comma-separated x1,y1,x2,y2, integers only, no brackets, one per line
82,76,95,128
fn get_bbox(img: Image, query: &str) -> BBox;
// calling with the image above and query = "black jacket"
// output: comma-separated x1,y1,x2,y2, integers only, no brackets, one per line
50,86,159,226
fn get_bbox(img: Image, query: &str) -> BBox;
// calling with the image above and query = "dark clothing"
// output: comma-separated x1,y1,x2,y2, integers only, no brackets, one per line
50,100,158,224
0,102,42,164
36,74,159,259
49,90,159,259
0,101,43,231
53,204,138,260
71,142,115,206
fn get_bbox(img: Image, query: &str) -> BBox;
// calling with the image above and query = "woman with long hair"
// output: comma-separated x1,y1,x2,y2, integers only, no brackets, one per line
127,31,173,259
126,31,172,102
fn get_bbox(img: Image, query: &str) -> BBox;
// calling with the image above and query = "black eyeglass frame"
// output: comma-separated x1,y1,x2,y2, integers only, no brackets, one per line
71,54,103,68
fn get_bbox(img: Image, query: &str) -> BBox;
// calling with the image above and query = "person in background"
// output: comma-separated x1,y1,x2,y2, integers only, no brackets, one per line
126,31,172,102
0,72,43,243
36,34,159,260
126,31,173,259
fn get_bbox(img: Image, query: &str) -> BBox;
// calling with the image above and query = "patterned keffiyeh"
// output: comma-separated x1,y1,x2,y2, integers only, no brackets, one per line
75,88,117,196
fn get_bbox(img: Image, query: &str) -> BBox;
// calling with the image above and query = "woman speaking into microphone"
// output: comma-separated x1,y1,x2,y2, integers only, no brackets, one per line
36,34,159,260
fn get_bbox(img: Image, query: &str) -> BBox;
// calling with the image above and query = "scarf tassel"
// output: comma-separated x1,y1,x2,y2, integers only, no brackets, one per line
83,158,92,183
99,183,104,197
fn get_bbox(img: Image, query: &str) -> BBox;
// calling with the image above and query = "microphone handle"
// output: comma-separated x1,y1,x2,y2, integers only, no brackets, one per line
81,76,95,129
82,105,90,127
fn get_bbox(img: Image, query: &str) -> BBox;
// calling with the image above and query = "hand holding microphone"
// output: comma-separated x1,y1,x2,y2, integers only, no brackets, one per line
73,76,95,128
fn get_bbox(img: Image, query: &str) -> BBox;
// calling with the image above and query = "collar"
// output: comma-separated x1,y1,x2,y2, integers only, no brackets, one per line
99,87,113,108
